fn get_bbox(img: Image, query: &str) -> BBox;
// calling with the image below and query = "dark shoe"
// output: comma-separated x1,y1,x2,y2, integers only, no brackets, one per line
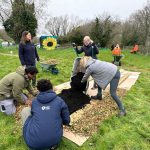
91,95,102,100
118,111,126,117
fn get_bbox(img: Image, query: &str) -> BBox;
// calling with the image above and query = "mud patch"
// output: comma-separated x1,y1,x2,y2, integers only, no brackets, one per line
58,89,91,114
58,72,90,114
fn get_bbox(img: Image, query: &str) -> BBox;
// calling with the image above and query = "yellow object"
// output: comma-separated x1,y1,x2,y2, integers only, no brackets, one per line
42,37,57,50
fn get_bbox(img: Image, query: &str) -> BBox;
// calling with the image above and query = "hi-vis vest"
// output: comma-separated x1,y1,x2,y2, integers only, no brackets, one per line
112,47,121,56
131,45,139,52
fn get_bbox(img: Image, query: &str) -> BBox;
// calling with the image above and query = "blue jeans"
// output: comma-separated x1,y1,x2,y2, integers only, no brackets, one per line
97,70,125,111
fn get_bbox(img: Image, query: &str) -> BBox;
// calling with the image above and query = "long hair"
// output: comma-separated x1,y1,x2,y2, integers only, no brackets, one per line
20,31,30,45
78,56,92,72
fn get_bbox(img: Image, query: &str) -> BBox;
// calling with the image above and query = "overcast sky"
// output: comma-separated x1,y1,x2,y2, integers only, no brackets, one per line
0,0,148,33
49,0,148,20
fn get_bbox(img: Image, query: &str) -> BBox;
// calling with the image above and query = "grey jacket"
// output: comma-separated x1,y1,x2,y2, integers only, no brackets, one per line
81,59,117,89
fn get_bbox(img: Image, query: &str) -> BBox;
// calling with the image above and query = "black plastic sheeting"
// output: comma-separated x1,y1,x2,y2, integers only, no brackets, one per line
58,72,91,114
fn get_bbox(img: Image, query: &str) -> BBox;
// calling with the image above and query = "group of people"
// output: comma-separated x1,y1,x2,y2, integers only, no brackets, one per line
0,33,126,150
0,31,70,150
74,37,126,116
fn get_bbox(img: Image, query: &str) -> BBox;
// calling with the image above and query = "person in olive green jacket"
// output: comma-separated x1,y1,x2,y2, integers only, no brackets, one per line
0,66,38,115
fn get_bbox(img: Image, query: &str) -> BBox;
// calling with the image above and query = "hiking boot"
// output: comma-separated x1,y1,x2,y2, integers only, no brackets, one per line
91,95,102,100
118,111,126,117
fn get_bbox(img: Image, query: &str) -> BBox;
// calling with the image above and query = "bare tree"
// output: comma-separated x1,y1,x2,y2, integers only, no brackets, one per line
0,0,48,23
45,16,62,36
61,15,69,36
45,15,83,37
132,3,150,46
0,29,12,41
0,0,12,23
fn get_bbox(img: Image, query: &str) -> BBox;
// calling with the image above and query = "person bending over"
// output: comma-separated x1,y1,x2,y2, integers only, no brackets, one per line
0,66,38,115
80,56,126,116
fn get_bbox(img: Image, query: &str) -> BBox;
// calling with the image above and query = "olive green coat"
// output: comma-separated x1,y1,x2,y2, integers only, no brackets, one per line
0,66,34,104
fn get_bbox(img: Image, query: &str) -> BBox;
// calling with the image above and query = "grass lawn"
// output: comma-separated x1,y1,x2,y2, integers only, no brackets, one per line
0,47,150,150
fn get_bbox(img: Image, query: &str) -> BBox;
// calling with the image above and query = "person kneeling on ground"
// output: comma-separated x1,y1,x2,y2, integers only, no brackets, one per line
0,66,38,115
80,56,126,116
21,79,70,150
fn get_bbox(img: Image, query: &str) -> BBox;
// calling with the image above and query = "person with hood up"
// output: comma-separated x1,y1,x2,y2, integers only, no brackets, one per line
20,79,70,150
80,56,126,116
0,66,38,115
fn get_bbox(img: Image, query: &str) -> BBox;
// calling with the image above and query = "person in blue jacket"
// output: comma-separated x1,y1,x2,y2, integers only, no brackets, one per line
18,31,40,86
20,79,70,150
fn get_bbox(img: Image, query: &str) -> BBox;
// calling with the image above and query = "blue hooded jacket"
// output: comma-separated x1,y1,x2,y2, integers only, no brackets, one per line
23,90,70,149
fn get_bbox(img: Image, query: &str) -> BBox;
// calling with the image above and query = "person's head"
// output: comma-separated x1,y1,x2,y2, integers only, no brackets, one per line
79,56,92,69
37,79,53,92
25,66,38,80
83,36,92,46
20,31,32,44
116,44,120,48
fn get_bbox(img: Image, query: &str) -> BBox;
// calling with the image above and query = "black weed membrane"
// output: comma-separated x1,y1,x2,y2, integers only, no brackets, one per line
58,72,91,114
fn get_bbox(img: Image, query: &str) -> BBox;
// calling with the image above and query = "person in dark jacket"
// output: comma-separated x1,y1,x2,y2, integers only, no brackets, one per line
74,36,99,59
18,31,40,86
80,56,126,116
21,79,70,150
73,36,99,89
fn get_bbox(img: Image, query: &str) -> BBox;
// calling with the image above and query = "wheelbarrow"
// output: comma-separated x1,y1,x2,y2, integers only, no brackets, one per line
40,62,59,74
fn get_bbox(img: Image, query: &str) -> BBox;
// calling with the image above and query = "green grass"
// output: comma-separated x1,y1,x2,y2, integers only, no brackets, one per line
0,47,150,150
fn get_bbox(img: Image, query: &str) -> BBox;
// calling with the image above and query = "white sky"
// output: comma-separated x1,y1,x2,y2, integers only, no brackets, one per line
0,0,148,34
49,0,148,20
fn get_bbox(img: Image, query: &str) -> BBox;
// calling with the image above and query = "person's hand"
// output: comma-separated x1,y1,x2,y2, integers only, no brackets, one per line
25,99,32,106
72,43,76,47
23,65,26,68
91,42,95,46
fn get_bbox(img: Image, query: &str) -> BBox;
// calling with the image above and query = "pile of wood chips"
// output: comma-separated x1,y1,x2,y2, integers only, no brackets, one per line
65,89,127,136
15,89,126,137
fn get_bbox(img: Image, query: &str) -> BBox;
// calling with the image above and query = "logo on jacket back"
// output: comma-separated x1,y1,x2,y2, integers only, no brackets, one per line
41,106,50,110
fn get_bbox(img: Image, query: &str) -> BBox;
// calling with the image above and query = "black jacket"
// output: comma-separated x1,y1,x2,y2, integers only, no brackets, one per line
76,43,99,59
18,41,40,66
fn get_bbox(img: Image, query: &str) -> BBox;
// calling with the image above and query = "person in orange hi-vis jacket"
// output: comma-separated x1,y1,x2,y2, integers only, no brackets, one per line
112,44,122,66
112,44,121,55
131,44,139,54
